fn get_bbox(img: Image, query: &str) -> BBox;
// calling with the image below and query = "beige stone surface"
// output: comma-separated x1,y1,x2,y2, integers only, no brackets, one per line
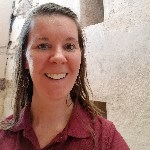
0,47,7,54
85,16,150,150
13,0,32,16
2,80,15,118
5,54,15,80
0,0,13,46
0,0,14,119
80,0,104,27
104,0,150,22
0,54,7,78
84,1,150,149
0,91,5,119
8,17,25,54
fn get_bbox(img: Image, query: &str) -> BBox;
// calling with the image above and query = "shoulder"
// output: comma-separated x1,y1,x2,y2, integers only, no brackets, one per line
94,115,115,135
0,116,19,147
93,116,130,149
76,103,130,149
0,128,6,138
0,127,14,144
0,115,15,139
0,129,19,149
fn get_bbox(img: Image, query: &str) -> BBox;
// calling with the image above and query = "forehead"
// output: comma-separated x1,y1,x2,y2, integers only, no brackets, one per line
29,15,78,38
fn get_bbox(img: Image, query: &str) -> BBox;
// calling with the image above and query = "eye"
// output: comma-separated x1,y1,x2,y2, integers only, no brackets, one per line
64,43,76,51
37,43,51,50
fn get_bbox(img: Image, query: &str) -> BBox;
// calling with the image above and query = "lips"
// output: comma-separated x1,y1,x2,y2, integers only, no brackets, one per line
45,73,68,80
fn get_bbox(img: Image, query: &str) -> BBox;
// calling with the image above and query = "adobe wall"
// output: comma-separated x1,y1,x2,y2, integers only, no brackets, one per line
85,0,150,149
0,0,14,119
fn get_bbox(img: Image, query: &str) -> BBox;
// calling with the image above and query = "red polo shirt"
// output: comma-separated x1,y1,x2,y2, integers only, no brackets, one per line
0,102,130,150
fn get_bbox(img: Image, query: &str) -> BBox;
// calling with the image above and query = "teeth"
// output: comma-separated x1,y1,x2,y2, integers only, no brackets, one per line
46,73,67,80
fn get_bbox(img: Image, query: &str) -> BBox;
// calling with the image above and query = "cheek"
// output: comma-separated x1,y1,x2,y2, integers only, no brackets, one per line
31,58,49,78
26,51,43,74
70,53,81,73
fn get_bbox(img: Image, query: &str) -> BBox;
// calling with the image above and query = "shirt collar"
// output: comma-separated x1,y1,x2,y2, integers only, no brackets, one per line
10,101,91,139
67,101,91,138
10,103,32,132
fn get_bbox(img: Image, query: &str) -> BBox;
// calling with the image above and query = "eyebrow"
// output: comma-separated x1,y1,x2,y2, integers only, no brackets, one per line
65,37,79,43
34,37,49,42
33,37,78,43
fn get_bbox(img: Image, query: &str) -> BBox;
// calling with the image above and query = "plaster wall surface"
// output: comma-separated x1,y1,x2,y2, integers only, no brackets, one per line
104,0,150,22
0,0,13,46
0,0,14,78
80,0,104,27
0,91,5,119
0,0,31,119
0,0,14,118
85,0,150,149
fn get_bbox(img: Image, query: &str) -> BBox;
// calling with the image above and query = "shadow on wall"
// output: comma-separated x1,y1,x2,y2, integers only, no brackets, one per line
80,0,104,27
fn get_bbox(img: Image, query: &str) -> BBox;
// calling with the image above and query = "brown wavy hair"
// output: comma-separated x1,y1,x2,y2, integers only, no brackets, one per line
1,3,102,130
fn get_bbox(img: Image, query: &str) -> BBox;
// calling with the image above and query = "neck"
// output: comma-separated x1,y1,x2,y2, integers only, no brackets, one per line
31,93,73,129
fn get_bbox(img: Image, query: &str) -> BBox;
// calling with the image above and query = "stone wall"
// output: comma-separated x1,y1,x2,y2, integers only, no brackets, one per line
0,0,150,149
85,0,150,149
0,0,14,119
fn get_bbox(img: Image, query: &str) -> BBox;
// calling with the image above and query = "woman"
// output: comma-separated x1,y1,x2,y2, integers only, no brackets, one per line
0,3,130,150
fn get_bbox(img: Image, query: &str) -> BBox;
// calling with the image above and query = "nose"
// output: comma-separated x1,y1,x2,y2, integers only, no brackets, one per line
49,47,67,64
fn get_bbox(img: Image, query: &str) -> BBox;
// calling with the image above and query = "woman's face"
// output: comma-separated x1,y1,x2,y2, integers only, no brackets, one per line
25,15,81,100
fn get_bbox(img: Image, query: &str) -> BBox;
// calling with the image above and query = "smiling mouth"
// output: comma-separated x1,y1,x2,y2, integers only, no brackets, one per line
45,73,68,80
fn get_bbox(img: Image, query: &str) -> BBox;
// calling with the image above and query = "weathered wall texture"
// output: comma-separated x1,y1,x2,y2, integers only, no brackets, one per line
85,0,150,149
0,0,14,119
80,0,104,27
1,0,34,118
0,0,150,149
